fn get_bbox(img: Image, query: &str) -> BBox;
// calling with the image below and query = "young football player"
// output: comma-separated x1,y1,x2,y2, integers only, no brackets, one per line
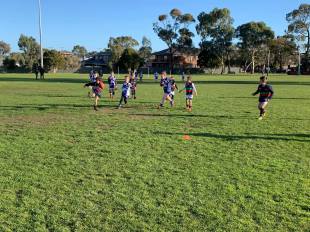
130,77,137,99
108,72,117,99
179,76,198,112
158,71,174,108
154,72,159,81
252,76,274,120
118,76,132,108
84,76,105,111
139,71,143,82
87,71,97,98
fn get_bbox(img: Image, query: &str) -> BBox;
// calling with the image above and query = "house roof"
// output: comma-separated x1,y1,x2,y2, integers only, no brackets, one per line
152,49,171,56
152,48,199,56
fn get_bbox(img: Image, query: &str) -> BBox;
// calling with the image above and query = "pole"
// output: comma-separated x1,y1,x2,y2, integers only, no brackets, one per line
118,66,120,77
267,49,270,76
297,46,301,75
148,66,150,79
38,0,43,69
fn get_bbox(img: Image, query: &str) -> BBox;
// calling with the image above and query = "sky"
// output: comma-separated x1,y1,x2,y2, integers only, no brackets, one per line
0,0,307,53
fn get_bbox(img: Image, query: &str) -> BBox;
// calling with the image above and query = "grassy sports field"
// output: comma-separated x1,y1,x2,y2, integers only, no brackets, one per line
0,73,309,231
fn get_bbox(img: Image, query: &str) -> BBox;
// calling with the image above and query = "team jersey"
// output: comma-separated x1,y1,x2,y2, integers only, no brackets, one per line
108,76,117,88
130,79,137,89
160,77,173,93
253,84,274,102
122,82,132,97
154,73,159,79
89,73,96,83
185,82,196,95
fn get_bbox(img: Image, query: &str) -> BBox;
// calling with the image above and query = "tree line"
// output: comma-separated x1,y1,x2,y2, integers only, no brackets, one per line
0,3,309,74
153,3,309,74
0,34,152,73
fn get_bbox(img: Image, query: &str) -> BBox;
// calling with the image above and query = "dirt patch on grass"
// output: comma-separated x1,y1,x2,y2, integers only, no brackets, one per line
0,113,86,129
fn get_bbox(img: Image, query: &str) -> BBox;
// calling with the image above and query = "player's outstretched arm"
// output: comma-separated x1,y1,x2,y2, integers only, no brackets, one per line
252,89,259,96
268,85,274,100
193,84,198,96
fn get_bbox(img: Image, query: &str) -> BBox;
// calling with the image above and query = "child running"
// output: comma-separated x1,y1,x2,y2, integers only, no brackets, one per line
158,71,174,108
252,76,274,120
118,76,132,108
87,71,97,97
179,76,198,112
84,76,105,111
108,71,117,99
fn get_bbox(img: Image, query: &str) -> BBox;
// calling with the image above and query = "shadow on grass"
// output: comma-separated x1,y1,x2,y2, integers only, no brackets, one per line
130,113,238,119
20,94,83,98
154,131,310,142
0,103,116,111
137,80,310,86
0,77,86,84
1,77,310,86
219,97,310,100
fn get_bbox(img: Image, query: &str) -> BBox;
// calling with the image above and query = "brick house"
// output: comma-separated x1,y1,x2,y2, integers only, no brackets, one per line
148,48,199,72
82,51,112,68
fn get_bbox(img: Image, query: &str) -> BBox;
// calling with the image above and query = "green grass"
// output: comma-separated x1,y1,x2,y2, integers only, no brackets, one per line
0,73,309,231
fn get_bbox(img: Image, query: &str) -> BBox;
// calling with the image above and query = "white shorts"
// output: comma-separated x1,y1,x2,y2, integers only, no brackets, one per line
186,95,193,100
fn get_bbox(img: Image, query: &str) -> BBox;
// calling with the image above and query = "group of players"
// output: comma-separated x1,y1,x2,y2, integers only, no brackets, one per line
84,70,273,120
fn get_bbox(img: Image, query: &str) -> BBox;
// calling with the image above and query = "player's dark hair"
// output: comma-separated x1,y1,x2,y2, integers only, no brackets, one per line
260,76,267,82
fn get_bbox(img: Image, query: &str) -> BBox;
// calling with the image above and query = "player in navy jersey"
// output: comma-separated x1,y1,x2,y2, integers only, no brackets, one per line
158,71,174,108
154,72,159,81
130,77,137,99
118,76,132,108
179,76,197,112
87,71,97,97
139,71,143,82
108,72,117,99
181,71,185,82
252,76,274,120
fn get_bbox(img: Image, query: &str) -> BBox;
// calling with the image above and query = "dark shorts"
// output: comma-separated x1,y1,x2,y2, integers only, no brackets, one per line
259,98,269,103
93,87,102,98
